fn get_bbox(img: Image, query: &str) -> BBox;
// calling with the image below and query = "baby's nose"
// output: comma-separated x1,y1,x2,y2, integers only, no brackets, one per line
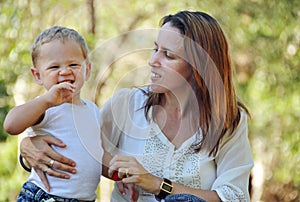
59,66,72,75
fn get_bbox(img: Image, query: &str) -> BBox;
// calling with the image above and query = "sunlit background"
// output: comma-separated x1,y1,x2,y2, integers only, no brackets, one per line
0,0,299,201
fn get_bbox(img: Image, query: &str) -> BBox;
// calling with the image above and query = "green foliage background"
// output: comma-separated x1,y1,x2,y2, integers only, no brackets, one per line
0,0,299,201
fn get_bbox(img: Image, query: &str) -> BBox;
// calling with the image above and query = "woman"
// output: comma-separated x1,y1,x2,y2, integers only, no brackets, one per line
20,11,253,202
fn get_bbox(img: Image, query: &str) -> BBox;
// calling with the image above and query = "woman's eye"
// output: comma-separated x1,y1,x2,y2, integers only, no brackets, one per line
165,51,175,59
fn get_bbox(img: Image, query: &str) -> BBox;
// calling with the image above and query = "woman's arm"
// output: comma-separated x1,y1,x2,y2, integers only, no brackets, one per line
108,155,221,202
212,111,254,201
20,135,77,191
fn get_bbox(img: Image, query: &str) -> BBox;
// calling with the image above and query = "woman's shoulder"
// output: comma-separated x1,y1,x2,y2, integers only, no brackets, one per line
111,87,148,104
101,87,148,112
113,86,147,97
238,109,249,128
219,110,249,147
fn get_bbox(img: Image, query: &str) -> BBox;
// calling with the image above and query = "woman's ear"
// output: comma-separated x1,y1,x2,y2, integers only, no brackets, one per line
30,67,43,85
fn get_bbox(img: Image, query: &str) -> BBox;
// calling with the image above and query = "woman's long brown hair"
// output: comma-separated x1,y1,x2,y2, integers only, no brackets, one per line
143,11,249,157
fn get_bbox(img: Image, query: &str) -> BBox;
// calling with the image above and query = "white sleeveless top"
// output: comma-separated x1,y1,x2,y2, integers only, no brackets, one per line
28,100,103,201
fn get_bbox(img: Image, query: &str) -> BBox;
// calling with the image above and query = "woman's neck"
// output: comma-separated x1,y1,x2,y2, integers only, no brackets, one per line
155,89,199,148
163,88,195,118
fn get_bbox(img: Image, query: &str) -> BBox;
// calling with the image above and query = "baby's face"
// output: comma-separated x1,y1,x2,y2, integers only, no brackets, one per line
33,39,90,97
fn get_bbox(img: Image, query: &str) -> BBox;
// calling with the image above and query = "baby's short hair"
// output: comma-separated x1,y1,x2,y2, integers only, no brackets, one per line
31,26,89,67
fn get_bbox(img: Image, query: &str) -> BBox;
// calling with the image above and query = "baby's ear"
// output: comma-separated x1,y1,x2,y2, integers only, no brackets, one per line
30,67,43,85
85,62,92,81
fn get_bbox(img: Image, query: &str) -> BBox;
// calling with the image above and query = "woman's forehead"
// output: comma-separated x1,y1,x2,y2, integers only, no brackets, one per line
156,23,184,53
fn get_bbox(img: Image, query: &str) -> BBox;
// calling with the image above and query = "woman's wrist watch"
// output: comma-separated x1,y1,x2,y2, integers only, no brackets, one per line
155,178,173,201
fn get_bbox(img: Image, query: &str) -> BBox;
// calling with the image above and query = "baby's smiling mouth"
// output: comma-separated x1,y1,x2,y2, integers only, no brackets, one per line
58,80,75,84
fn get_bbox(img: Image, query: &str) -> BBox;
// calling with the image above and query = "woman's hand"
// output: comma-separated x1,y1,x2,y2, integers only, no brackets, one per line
108,155,162,195
109,155,221,202
20,135,77,191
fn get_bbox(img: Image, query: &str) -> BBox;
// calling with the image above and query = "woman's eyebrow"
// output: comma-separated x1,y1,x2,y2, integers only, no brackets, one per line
154,41,174,52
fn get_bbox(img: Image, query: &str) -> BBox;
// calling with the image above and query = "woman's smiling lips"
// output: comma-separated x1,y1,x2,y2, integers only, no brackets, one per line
150,71,161,81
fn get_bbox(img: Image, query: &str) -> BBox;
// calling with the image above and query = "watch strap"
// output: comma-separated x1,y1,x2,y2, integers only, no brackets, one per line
155,178,173,200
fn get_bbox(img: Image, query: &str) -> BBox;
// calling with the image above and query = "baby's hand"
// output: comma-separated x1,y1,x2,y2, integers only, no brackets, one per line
127,183,139,202
116,181,139,202
46,82,76,106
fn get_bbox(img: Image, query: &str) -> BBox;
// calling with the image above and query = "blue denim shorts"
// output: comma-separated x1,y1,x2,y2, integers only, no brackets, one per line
17,181,95,202
165,194,206,202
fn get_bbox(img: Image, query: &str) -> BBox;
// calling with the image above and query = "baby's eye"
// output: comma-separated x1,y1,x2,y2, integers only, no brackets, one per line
69,64,81,69
48,66,59,70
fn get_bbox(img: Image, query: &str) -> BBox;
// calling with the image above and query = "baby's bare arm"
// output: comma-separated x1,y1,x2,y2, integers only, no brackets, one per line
4,95,50,135
4,82,75,135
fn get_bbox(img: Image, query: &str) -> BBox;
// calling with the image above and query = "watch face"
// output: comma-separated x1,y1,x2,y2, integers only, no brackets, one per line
162,183,172,192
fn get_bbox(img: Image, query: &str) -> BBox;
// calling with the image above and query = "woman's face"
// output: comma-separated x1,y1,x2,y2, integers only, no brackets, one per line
149,22,192,94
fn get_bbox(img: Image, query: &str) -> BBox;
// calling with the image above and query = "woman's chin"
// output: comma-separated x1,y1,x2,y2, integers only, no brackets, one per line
150,84,167,93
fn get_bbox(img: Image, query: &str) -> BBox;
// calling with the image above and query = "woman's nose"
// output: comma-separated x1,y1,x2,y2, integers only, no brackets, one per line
148,51,161,67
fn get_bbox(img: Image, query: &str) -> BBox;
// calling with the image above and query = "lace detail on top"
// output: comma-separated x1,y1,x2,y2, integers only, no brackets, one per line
173,146,203,189
219,184,247,202
141,123,204,190
141,126,168,178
